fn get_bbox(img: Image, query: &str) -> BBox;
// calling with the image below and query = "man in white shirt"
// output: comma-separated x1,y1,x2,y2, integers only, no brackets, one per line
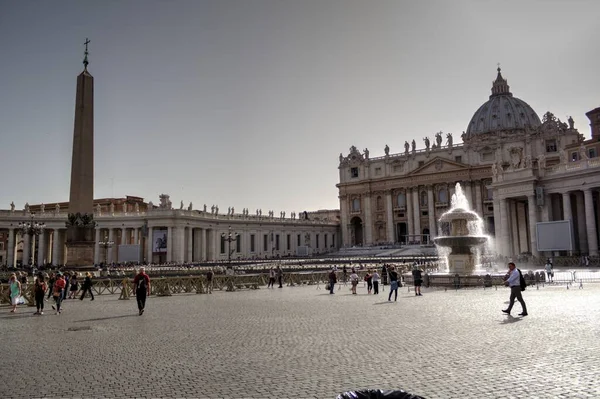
502,262,528,316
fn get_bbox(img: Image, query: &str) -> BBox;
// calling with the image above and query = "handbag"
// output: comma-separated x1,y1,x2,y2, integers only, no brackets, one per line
16,295,26,305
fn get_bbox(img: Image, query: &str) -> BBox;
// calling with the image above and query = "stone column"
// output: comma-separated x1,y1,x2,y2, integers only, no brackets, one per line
385,192,394,243
187,227,193,262
107,229,115,263
475,181,483,217
584,189,599,256
562,192,573,252
167,226,173,262
340,196,349,247
7,229,15,267
413,188,421,243
509,201,519,256
52,229,61,266
147,226,153,263
517,201,528,254
427,185,436,240
363,195,373,245
37,231,46,266
94,228,100,265
575,192,589,254
499,198,509,257
177,227,185,264
121,227,127,245
201,228,207,261
133,228,139,246
464,181,473,209
406,188,414,240
527,195,539,257
541,194,551,222
22,234,30,266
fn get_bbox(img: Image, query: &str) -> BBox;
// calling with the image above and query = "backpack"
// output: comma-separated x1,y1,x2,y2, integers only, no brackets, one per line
518,269,526,291
137,275,148,290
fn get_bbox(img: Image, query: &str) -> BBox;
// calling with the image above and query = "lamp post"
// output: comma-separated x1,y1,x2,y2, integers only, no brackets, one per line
18,213,45,267
221,226,239,265
99,240,114,265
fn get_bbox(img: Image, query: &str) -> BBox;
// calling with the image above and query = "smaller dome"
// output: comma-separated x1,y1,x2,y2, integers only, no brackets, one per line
466,68,541,137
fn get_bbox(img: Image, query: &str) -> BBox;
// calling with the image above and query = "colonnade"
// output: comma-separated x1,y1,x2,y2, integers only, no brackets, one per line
495,188,599,257
1,222,339,267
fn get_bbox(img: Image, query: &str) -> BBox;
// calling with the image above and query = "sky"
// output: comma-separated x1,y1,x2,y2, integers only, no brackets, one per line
1,0,598,214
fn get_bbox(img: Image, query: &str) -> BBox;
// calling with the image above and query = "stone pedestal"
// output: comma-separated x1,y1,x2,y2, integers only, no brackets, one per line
66,242,95,268
448,254,476,274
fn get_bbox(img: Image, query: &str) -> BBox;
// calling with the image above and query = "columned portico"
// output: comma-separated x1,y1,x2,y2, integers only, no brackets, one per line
7,229,15,267
584,189,599,256
527,195,539,257
427,186,435,239
146,226,153,263
107,228,115,263
187,227,193,262
22,234,30,266
52,229,61,266
363,196,373,244
94,228,100,264
412,188,421,243
167,226,173,262
37,230,47,265
499,198,509,257
385,192,394,242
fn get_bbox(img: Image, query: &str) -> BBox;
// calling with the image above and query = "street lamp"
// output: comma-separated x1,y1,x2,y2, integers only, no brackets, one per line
98,240,115,265
18,213,45,267
221,226,239,265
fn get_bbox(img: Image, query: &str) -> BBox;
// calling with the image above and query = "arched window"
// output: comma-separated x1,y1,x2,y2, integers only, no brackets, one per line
396,193,406,208
438,188,448,204
420,191,428,207
352,198,361,212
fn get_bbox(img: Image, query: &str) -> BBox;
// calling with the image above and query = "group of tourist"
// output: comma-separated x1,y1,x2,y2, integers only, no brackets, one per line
326,264,424,301
8,270,95,315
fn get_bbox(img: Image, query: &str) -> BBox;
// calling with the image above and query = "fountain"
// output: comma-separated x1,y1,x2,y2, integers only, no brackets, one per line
433,183,489,274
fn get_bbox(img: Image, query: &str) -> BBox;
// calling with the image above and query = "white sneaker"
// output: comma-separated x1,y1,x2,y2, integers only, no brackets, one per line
40,311,44,315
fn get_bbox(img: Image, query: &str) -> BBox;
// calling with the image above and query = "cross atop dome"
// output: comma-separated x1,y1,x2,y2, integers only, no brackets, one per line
490,64,512,98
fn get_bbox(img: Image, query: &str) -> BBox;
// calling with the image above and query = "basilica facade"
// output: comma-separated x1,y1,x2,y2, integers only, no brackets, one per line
337,69,600,258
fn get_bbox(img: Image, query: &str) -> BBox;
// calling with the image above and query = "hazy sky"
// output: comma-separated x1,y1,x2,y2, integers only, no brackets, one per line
1,0,598,213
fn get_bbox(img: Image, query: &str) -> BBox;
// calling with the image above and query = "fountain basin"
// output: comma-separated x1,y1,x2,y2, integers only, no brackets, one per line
433,236,488,251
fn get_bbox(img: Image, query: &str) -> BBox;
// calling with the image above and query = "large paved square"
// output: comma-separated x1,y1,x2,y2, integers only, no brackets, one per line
1,281,599,398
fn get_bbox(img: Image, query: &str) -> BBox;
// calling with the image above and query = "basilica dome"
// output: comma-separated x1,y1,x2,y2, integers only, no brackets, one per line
466,68,541,137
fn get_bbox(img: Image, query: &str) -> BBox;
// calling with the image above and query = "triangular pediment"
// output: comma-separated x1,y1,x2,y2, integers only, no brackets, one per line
409,157,469,176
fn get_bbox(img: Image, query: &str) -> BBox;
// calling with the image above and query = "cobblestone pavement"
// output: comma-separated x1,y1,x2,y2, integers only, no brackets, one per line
1,281,600,399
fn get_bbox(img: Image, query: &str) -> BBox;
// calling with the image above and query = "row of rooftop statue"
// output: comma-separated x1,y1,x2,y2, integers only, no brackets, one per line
341,132,457,162
8,197,307,220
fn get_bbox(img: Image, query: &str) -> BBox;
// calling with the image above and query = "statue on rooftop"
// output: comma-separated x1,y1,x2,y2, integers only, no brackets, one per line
384,145,389,156
404,141,410,155
423,137,430,150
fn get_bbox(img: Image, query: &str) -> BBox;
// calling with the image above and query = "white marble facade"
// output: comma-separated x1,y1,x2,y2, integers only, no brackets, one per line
337,69,600,258
0,207,339,267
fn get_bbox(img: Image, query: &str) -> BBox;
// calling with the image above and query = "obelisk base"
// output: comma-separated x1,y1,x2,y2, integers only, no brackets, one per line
65,242,96,269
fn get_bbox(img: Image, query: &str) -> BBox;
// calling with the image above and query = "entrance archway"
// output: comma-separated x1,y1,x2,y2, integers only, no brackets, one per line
350,217,364,246
397,222,407,245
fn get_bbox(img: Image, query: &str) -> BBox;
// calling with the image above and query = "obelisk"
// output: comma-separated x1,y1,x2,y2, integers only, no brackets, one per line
65,38,96,267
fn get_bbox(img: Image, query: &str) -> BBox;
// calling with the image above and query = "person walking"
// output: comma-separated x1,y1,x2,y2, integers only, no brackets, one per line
276,266,283,288
365,270,373,294
34,273,47,315
267,267,275,288
9,273,22,313
387,266,399,302
412,266,423,296
132,267,151,315
372,270,380,295
68,274,79,299
328,268,337,294
46,272,55,301
79,272,95,300
544,260,554,283
206,268,213,294
350,270,359,295
502,262,528,317
52,273,66,315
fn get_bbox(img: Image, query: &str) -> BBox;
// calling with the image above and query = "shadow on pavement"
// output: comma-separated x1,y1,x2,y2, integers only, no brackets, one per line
373,301,395,305
74,314,139,323
499,316,522,324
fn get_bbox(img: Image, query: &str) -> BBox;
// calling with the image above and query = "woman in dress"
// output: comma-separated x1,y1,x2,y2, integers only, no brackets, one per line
68,274,79,299
9,273,22,313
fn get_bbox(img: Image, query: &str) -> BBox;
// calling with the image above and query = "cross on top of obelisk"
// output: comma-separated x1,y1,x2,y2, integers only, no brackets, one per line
83,38,90,70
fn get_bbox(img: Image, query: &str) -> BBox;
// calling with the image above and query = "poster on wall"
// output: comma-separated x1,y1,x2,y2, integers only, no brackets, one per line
153,229,168,253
